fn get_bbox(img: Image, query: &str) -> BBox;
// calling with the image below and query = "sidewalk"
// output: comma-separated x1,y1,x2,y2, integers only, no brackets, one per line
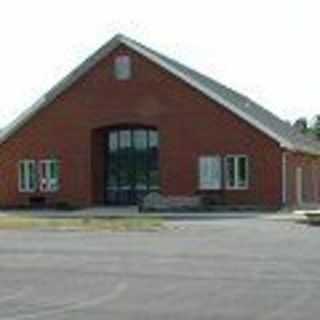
0,207,289,220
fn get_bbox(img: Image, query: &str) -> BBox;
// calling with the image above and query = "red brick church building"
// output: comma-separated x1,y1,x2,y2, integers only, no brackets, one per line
0,34,319,209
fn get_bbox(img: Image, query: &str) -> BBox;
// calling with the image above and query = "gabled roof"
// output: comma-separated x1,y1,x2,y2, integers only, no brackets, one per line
1,34,320,155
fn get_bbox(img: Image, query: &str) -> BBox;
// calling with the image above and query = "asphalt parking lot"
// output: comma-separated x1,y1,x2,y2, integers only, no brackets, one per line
0,217,320,320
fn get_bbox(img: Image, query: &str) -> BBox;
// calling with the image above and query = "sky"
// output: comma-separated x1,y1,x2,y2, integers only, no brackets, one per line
0,0,319,128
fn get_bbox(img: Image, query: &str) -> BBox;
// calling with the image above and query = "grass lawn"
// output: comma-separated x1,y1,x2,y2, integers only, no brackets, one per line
0,215,164,232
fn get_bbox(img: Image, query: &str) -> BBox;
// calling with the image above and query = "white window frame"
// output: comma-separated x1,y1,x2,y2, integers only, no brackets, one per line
39,159,60,193
18,160,37,193
296,167,303,205
198,155,222,190
114,55,132,80
225,155,249,190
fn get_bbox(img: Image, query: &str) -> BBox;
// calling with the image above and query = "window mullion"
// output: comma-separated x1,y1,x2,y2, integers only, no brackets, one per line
46,161,50,192
24,162,28,191
235,157,239,189
31,161,36,192
26,162,31,192
48,161,52,190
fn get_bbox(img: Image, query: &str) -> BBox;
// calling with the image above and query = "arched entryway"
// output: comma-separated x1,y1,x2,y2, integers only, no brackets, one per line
105,126,160,205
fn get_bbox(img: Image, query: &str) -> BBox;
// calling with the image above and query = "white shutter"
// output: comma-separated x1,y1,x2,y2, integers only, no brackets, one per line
199,156,222,190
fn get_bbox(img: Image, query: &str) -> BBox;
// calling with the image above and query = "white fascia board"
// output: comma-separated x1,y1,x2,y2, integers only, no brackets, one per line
0,34,315,156
120,36,295,151
0,96,47,144
0,38,121,145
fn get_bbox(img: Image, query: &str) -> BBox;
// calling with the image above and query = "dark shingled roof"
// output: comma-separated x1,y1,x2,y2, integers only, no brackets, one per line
1,34,319,154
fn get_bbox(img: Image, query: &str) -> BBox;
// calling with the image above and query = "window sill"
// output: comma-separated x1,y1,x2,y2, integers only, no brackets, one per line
19,190,60,194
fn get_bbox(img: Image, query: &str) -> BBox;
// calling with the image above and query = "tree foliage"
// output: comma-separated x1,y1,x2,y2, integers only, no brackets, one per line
311,115,320,138
294,115,320,139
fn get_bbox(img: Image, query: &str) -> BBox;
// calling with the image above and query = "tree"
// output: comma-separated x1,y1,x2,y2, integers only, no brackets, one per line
310,115,320,138
293,117,308,133
293,116,320,140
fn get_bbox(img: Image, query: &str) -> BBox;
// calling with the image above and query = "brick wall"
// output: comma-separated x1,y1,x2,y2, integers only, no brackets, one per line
0,44,283,208
285,152,320,207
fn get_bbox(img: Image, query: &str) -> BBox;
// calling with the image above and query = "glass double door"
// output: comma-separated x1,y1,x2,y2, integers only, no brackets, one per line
106,128,160,205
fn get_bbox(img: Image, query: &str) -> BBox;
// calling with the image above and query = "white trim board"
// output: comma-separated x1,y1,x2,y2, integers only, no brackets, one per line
0,34,318,155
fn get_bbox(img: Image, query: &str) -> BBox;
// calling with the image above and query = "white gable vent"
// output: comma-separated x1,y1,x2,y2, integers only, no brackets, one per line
114,55,132,80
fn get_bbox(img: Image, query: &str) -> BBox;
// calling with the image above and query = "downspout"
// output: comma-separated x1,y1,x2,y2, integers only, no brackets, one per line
282,152,287,207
